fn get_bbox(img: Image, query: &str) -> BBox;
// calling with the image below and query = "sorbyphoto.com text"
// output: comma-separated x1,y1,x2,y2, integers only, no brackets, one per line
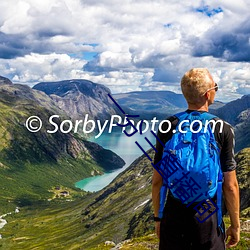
25,114,224,138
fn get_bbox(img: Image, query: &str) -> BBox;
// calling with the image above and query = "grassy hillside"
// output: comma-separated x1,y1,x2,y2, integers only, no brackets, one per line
0,84,124,213
235,147,250,213
0,199,89,249
0,150,155,249
1,149,249,249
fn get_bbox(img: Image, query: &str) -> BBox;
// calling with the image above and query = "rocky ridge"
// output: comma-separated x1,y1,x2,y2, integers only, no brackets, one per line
33,79,122,122
0,76,12,85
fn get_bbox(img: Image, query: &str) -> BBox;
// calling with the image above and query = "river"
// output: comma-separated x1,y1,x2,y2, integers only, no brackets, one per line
0,208,19,239
75,129,155,192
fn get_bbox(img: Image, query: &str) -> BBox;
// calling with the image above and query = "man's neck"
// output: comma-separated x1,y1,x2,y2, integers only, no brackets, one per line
187,103,209,112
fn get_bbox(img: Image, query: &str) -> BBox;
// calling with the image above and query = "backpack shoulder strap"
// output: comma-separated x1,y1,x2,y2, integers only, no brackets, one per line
173,111,189,121
201,112,217,120
217,171,223,230
174,111,217,122
201,112,223,230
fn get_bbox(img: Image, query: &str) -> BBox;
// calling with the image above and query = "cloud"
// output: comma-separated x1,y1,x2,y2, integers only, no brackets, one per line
0,0,73,36
0,53,87,85
84,50,132,73
0,32,29,59
0,0,249,101
193,18,250,62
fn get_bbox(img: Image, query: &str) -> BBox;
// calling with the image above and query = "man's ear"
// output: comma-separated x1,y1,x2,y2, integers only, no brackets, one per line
204,92,209,100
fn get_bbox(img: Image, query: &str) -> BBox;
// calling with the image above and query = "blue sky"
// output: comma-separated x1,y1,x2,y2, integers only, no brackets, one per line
0,0,249,102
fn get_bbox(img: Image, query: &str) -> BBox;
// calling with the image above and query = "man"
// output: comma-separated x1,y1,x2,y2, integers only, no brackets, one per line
152,68,240,249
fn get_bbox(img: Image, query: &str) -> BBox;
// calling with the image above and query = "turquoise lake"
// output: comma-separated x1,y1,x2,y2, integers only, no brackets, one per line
75,129,155,192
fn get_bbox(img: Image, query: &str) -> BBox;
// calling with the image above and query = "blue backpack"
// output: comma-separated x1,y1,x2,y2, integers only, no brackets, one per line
158,111,223,228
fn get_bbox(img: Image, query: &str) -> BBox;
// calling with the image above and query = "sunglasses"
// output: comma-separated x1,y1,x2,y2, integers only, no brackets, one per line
203,83,218,95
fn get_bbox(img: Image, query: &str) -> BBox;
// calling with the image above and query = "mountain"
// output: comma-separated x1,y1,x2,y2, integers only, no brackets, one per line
0,79,125,212
234,108,250,152
114,91,186,119
0,76,12,85
32,80,226,125
33,79,121,122
235,148,250,214
209,100,225,110
213,94,250,126
114,90,225,119
1,147,249,249
113,90,250,152
212,94,250,152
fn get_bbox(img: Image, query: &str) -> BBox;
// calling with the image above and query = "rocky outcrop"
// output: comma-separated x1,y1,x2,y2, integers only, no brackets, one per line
33,79,121,122
0,76,12,85
210,95,250,152
234,109,250,152
213,94,250,125
235,148,250,212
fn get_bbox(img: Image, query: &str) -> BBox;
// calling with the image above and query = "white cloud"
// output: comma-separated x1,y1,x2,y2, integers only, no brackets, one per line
0,53,87,85
70,69,154,94
0,0,249,101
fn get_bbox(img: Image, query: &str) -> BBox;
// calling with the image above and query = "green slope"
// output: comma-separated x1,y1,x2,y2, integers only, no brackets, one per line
1,148,249,249
0,150,155,249
0,83,124,213
0,199,89,250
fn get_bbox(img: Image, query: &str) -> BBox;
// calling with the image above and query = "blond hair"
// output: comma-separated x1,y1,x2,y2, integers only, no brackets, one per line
181,68,214,104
